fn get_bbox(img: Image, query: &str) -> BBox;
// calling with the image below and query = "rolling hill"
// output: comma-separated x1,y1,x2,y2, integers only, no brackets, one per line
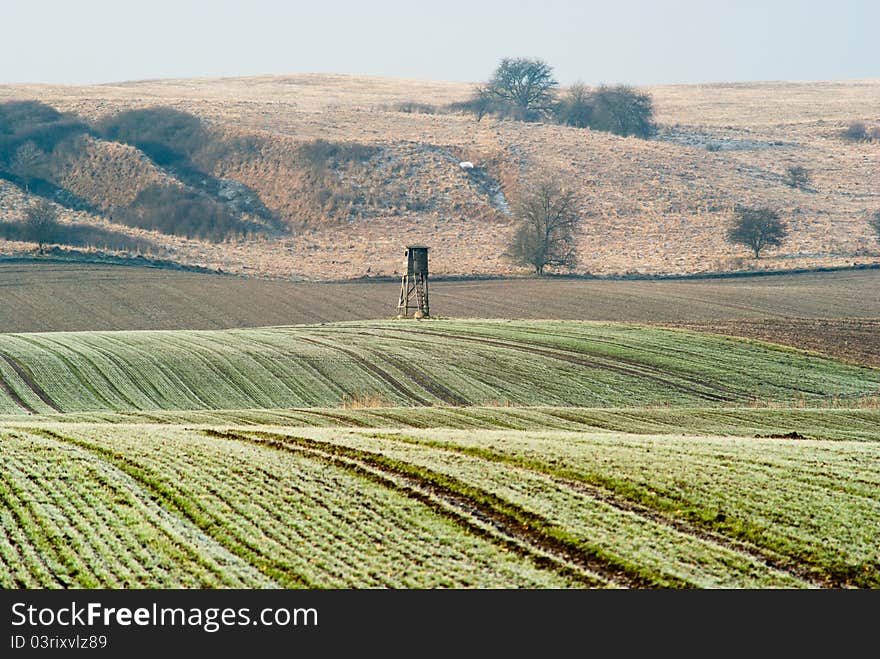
1,319,878,589
0,319,876,415
1,75,878,280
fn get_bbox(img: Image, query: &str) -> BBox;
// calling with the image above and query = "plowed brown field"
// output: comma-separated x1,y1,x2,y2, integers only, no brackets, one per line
1,261,876,368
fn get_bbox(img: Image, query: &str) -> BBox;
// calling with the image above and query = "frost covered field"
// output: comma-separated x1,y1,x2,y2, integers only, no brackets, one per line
0,319,878,588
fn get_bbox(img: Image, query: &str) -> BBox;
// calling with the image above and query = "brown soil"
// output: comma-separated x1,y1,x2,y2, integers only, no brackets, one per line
667,318,880,368
1,262,878,332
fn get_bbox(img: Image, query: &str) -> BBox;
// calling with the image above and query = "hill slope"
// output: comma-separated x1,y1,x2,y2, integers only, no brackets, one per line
0,320,876,415
1,75,878,280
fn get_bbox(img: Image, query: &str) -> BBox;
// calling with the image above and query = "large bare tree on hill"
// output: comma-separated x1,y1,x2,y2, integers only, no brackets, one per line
726,206,787,258
487,57,558,121
508,176,581,275
24,199,62,254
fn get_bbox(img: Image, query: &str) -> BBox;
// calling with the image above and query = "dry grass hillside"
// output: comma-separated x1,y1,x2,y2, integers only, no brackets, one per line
1,74,878,280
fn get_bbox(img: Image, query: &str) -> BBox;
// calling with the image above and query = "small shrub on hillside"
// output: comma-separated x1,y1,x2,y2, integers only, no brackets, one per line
587,85,656,138
554,82,593,128
869,210,880,244
784,165,811,189
393,101,437,114
842,122,868,141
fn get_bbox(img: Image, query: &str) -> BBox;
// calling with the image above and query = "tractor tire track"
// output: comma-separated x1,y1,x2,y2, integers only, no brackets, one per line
299,336,432,405
222,429,690,589
0,352,61,413
373,433,829,588
398,327,735,402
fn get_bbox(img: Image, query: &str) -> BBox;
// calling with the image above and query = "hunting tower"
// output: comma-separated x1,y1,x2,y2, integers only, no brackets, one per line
397,245,429,318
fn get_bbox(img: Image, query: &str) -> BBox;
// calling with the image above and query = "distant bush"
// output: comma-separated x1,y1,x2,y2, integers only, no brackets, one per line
842,122,868,141
115,184,256,242
784,165,811,190
586,85,656,138
551,84,656,138
553,82,593,129
392,101,437,114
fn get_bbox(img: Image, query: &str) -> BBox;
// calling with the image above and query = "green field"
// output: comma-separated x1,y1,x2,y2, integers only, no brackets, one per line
2,421,878,588
0,320,877,415
1,319,878,589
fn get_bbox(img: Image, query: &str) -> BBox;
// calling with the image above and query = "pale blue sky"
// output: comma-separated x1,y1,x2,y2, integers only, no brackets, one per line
1,0,877,85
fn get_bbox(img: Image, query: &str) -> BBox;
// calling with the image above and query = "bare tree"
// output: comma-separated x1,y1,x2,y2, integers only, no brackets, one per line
11,141,49,192
486,57,558,121
24,199,62,254
726,206,787,258
555,82,593,128
508,176,581,275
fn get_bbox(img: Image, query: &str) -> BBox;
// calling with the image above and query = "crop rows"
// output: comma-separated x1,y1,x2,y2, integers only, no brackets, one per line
0,430,273,588
303,427,878,587
8,406,878,441
3,421,877,588
0,320,876,415
0,426,576,588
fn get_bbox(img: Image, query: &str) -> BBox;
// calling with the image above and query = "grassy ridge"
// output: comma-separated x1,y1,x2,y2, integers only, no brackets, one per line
2,422,877,588
0,320,877,415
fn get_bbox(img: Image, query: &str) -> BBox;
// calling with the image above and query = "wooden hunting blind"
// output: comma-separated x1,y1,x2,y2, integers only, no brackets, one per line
397,245,429,318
